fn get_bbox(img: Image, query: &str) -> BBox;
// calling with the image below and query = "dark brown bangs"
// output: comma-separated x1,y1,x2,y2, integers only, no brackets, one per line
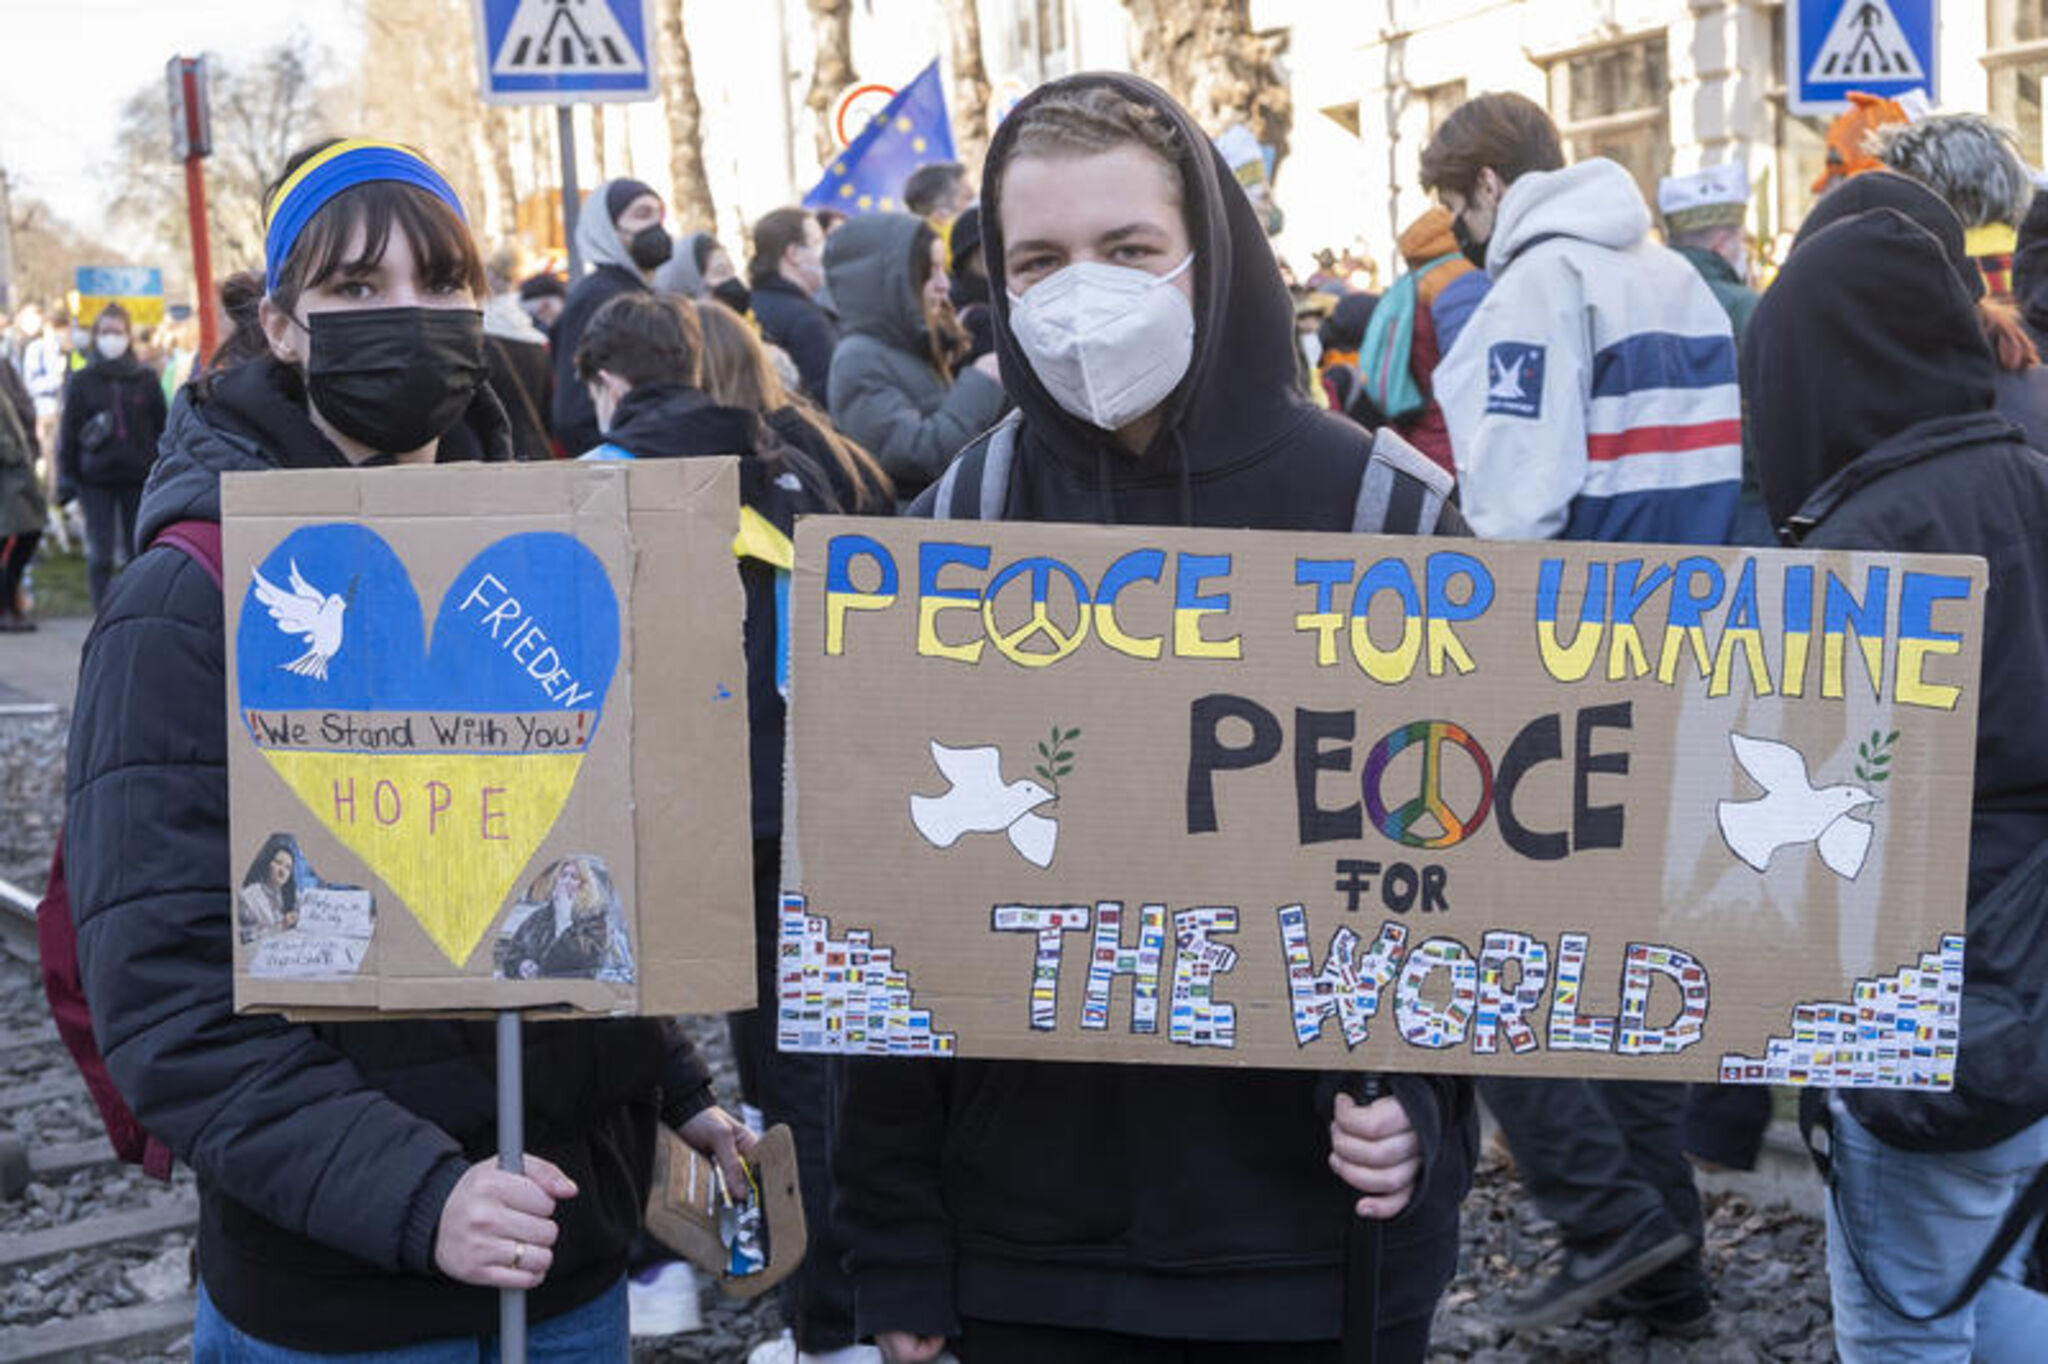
273,181,487,312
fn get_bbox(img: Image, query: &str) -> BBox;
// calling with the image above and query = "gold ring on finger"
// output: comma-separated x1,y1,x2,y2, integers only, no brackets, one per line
510,1241,526,1270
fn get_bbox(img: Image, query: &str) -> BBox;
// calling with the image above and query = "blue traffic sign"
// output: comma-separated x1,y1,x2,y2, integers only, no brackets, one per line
473,0,657,105
1788,0,1936,115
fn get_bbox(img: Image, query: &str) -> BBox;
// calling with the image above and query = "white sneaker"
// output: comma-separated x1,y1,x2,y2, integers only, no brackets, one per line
747,1333,797,1364
626,1258,702,1338
748,1335,892,1364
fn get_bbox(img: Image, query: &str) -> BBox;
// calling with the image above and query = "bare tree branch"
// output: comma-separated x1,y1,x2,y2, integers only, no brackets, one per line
805,0,857,168
658,0,718,229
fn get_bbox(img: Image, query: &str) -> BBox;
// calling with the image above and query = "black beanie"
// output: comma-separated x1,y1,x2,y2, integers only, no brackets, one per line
605,178,659,224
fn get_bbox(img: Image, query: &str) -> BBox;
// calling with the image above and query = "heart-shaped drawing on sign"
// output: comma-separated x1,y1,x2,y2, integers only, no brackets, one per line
237,524,620,967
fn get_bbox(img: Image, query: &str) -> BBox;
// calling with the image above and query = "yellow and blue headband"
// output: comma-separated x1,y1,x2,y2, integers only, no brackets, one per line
263,139,467,293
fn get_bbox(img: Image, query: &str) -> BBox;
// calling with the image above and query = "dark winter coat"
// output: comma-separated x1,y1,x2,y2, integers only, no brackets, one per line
1671,243,1769,542
824,213,1005,498
484,294,556,461
839,72,1476,1347
2013,188,2048,356
0,354,38,454
58,350,167,490
65,357,712,1351
749,274,840,406
1746,204,2048,904
0,394,43,537
598,381,828,839
550,263,648,456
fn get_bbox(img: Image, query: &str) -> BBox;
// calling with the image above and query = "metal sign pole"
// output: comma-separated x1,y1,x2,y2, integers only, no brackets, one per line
559,105,582,282
497,1010,526,1364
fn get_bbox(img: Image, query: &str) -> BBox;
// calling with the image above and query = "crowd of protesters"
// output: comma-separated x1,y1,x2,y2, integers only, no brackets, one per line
18,61,2048,1364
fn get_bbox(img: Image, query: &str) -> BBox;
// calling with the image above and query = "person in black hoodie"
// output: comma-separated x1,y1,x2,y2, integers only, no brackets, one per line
1744,180,2048,1364
946,203,997,373
571,291,866,1360
550,177,670,456
57,301,168,607
67,140,752,1361
835,73,1475,1364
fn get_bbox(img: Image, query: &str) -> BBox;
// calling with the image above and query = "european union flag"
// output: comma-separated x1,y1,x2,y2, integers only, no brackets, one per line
803,60,955,215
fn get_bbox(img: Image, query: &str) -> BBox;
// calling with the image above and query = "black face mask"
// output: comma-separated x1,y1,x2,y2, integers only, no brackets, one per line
301,306,485,455
711,278,752,314
1452,211,1490,271
629,225,673,271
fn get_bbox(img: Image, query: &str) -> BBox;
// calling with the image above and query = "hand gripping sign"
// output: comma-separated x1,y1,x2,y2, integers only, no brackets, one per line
223,461,755,1018
784,518,1985,1087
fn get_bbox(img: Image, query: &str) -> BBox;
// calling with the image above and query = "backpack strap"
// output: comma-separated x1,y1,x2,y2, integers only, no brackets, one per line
933,412,1022,521
150,519,222,588
1354,428,1455,535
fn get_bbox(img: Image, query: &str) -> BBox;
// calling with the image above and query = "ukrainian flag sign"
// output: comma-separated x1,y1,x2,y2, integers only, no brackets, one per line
804,61,955,216
75,266,165,329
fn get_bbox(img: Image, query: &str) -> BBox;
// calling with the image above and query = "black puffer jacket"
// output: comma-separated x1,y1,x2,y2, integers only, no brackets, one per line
66,358,713,1351
1748,204,2048,903
839,73,1475,1347
58,350,167,488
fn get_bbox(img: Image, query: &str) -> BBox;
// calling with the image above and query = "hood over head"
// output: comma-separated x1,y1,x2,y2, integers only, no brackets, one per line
1486,159,1651,273
980,70,1301,486
1793,169,1984,301
575,177,643,276
823,212,928,351
483,291,547,345
655,231,717,297
1743,206,1996,533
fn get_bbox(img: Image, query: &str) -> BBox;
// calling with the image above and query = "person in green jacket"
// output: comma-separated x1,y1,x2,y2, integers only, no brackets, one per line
1659,164,1759,340
1660,164,1768,544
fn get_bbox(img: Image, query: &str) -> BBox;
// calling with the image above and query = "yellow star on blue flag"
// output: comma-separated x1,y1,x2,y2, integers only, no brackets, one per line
804,60,955,215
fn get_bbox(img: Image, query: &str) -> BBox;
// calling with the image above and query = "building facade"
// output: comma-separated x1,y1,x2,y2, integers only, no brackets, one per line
1263,0,2048,275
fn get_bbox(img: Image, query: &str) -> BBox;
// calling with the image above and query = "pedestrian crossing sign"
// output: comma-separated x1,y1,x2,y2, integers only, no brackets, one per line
473,0,657,105
1789,0,1936,115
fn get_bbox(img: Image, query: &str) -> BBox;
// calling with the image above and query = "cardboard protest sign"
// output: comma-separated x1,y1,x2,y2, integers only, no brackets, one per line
785,518,1986,1087
224,460,756,1018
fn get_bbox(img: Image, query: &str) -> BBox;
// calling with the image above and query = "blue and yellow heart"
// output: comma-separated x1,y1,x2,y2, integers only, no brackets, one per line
237,524,620,967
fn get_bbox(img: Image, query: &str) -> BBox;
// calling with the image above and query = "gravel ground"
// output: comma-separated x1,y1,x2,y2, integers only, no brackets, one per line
1426,1139,1835,1362
3,710,1832,1362
0,707,64,885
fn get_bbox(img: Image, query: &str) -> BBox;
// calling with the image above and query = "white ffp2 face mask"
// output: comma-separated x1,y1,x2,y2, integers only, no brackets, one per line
96,332,129,361
1007,254,1195,432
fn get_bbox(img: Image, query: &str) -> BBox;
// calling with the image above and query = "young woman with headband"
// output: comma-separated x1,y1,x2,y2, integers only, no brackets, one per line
64,138,752,1361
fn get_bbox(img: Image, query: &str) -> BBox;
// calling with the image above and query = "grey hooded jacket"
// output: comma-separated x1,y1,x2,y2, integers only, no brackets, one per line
823,213,1004,496
551,177,654,455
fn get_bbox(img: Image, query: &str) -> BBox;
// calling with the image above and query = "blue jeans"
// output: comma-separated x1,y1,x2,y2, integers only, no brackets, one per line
1826,1096,2048,1362
193,1277,628,1362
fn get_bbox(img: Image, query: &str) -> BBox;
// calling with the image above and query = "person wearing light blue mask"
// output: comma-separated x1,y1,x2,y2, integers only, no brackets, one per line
835,72,1475,1364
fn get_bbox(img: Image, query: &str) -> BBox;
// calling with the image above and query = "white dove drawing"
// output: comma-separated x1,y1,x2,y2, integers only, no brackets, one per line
1716,733,1878,879
1488,351,1527,402
909,741,1058,868
250,560,350,681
